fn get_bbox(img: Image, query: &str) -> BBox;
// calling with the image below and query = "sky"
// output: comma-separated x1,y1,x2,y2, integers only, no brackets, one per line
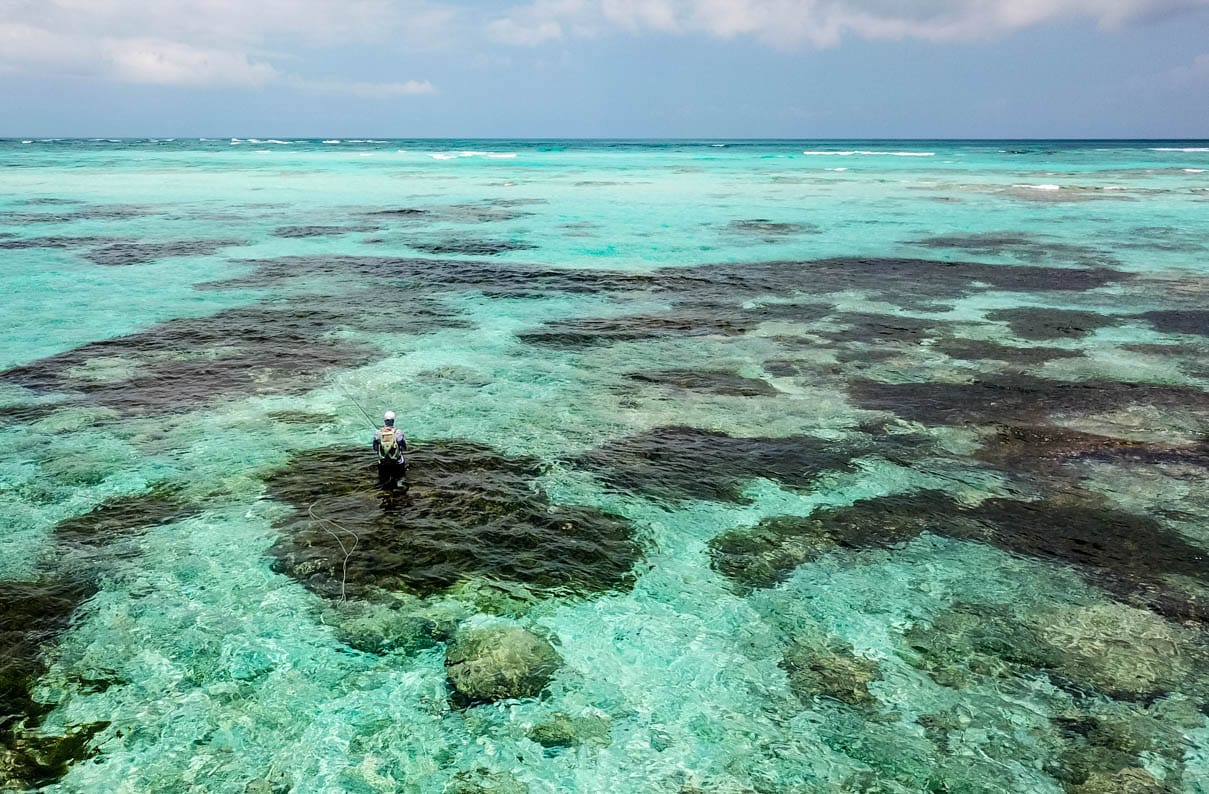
1,0,1208,138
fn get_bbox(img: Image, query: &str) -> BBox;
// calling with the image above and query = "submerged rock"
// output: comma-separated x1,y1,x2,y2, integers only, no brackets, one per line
1051,703,1190,792
412,239,536,256
1070,768,1164,794
85,239,242,267
444,625,563,707
781,642,881,708
1032,603,1196,698
903,599,1206,700
321,601,440,655
527,712,612,749
517,314,755,350
903,602,1059,689
445,768,529,794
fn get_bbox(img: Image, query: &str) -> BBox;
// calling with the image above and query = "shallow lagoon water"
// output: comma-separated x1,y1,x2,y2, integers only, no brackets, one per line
2,139,1209,792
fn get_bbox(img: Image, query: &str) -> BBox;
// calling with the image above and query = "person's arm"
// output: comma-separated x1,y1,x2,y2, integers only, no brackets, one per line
400,432,408,451
372,428,381,451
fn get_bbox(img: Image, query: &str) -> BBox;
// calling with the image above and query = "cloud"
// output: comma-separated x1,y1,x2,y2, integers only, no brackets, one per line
487,0,1209,48
1170,52,1209,82
101,38,277,86
0,0,447,91
295,78,437,98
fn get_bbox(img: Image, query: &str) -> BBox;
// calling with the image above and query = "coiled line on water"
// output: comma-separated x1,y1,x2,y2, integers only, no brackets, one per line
308,501,359,602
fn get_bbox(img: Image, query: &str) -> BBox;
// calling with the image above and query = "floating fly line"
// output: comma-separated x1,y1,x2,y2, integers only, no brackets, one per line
308,501,359,602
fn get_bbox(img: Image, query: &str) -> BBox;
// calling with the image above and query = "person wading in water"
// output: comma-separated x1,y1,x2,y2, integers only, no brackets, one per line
373,411,408,489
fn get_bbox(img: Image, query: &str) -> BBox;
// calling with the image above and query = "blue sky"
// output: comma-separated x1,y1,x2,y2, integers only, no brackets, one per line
2,0,1208,137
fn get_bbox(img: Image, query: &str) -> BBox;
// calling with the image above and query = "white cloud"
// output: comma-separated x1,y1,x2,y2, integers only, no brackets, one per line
0,0,446,91
487,0,1209,48
101,38,277,86
295,77,437,98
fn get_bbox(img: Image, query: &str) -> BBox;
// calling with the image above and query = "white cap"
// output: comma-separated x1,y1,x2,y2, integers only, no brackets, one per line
384,411,396,421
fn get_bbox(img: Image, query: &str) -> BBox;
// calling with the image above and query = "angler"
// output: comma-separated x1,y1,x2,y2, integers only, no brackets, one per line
373,410,408,488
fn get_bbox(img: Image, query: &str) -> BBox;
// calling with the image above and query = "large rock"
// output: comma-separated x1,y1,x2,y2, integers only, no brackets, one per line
445,626,563,707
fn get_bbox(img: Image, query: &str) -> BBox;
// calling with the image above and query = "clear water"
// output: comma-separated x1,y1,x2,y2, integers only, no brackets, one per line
1,139,1208,793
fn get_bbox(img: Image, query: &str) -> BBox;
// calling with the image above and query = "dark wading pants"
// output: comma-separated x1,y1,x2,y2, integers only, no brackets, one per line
378,458,407,489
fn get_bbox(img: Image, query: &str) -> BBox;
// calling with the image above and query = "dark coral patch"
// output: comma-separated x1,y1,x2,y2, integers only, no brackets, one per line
976,425,1209,475
0,236,117,251
986,308,1118,340
518,314,754,350
727,219,819,238
0,403,61,427
570,426,880,504
710,486,1209,622
198,255,1124,315
1,304,383,415
710,491,956,590
0,576,107,790
265,442,640,599
272,225,378,239
850,375,1209,427
739,302,833,324
85,239,243,266
958,498,1209,612
411,240,536,257
912,232,1117,269
813,313,945,345
1140,310,1209,338
54,486,200,549
624,370,778,397
936,339,1084,365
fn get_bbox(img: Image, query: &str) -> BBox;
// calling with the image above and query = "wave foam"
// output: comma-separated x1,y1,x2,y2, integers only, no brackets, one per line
1184,168,1206,173
1151,147,1209,152
322,140,341,144
1013,184,1061,191
430,151,514,160
802,150,934,157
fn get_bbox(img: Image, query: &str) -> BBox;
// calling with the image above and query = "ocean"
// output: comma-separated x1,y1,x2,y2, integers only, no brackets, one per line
1,138,1208,792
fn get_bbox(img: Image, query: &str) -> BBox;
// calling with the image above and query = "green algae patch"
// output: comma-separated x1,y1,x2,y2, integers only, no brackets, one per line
264,442,641,600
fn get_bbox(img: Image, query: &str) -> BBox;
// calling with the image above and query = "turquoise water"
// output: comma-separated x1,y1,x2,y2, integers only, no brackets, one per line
2,139,1209,792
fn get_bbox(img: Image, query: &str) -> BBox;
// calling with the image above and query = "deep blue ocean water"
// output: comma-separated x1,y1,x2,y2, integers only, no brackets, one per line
1,139,1208,792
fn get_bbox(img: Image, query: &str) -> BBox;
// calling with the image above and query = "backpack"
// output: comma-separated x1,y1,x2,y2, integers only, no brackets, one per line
379,426,402,461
